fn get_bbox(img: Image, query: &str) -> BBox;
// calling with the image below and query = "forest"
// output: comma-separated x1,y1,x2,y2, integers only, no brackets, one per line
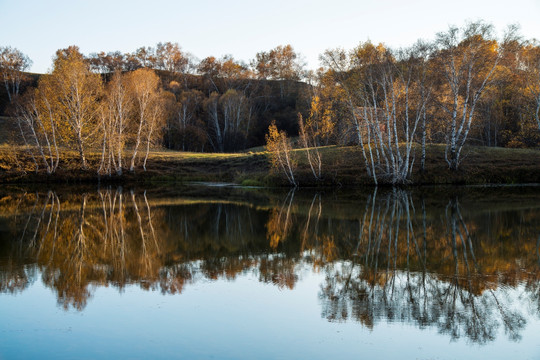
0,21,539,184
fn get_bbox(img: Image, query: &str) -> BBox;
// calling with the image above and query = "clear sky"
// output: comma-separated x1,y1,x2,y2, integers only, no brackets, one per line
1,0,539,73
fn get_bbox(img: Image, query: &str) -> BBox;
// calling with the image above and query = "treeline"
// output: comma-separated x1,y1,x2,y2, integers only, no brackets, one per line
0,43,309,175
267,22,540,185
1,20,539,180
316,23,540,169
85,42,310,152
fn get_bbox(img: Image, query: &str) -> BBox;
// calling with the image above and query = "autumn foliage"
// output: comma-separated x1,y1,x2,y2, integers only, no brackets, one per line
1,22,540,181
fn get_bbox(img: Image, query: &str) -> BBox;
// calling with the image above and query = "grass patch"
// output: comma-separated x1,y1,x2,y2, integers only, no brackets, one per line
241,179,264,187
0,144,539,186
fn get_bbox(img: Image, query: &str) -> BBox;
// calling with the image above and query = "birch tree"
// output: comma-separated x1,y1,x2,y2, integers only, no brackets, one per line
204,90,251,152
521,42,540,131
412,41,435,172
155,42,189,73
99,71,132,176
175,89,203,151
198,55,252,92
15,89,60,174
266,121,297,187
142,91,173,171
219,89,250,150
204,92,223,152
126,68,160,172
40,46,102,169
298,113,322,181
321,42,431,184
253,45,305,98
434,22,517,170
88,51,126,73
133,46,156,68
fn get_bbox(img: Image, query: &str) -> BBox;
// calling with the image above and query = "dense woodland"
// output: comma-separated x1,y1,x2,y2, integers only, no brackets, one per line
0,21,539,183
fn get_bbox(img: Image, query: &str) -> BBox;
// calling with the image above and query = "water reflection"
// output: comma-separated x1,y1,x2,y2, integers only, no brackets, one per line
0,186,539,343
318,190,535,343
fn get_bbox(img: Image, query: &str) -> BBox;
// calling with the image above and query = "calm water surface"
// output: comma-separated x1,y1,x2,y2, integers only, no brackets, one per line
0,185,539,359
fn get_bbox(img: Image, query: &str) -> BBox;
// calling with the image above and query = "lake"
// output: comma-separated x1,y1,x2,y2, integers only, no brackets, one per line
0,184,539,359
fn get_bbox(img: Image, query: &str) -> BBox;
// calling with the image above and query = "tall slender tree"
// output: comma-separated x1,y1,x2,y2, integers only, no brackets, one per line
99,71,132,176
434,22,517,170
126,68,160,172
521,42,540,131
39,46,102,169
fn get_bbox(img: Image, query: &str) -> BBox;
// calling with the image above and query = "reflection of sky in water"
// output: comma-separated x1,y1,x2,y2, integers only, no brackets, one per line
1,186,540,359
1,270,539,360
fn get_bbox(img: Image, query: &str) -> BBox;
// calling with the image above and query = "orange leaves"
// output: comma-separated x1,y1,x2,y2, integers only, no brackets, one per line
265,121,297,186
253,44,304,81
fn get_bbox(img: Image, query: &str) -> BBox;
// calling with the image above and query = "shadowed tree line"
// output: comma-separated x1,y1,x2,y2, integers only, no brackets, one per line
0,43,309,175
0,186,538,343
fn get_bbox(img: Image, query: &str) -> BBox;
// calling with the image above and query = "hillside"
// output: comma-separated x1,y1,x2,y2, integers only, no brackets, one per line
0,70,311,151
0,72,40,115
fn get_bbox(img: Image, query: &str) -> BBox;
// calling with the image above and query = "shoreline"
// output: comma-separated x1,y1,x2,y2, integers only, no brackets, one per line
1,144,539,187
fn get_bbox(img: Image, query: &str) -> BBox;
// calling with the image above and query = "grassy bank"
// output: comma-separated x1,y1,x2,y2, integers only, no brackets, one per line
0,144,539,186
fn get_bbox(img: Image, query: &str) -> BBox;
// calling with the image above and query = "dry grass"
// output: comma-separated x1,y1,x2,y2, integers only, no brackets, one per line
0,144,539,186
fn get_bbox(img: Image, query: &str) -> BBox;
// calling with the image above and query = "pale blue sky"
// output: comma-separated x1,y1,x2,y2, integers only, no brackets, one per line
1,0,539,73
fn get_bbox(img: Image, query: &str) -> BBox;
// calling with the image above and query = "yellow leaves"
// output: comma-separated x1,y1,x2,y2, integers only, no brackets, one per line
265,121,280,152
266,206,291,250
266,191,296,249
309,95,322,119
306,94,335,145
254,44,303,81
322,235,337,262
269,233,281,250
38,46,103,152
198,55,252,79
125,68,160,100
168,80,180,93
351,41,390,68
265,120,296,178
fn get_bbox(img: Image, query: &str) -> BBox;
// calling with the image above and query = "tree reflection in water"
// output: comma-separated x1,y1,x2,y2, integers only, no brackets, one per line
318,190,534,343
0,186,538,343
